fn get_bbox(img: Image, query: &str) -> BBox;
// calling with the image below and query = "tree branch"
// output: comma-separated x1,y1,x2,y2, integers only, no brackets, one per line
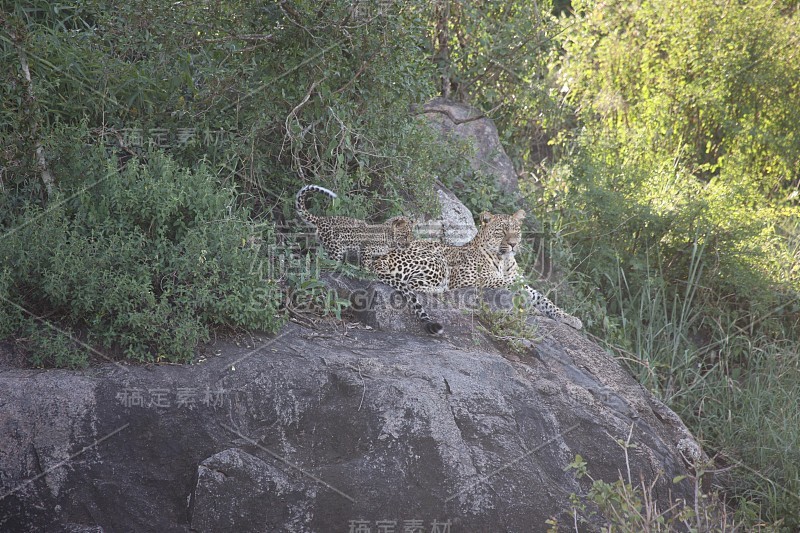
16,43,54,197
202,33,275,43
411,101,506,126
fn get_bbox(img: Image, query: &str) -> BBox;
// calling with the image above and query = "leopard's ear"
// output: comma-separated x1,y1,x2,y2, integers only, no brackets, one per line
479,211,493,224
392,217,410,229
512,209,526,221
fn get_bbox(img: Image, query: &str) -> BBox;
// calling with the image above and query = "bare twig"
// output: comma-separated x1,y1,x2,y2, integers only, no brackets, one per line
16,43,54,197
346,361,367,411
334,49,379,95
280,1,316,40
282,80,321,177
287,81,319,124
434,0,452,98
202,33,275,43
623,422,634,485
412,104,486,126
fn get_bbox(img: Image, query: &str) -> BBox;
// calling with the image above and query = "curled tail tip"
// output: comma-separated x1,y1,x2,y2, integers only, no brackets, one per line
425,322,444,335
565,316,583,330
296,184,337,225
297,184,337,199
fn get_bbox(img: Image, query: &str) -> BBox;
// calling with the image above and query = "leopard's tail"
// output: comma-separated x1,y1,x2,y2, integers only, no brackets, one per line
296,184,337,226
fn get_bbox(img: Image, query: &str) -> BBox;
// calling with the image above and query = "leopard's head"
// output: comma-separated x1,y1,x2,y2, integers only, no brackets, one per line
386,216,415,247
476,209,525,254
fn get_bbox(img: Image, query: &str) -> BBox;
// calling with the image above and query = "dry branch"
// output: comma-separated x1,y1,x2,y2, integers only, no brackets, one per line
16,44,54,197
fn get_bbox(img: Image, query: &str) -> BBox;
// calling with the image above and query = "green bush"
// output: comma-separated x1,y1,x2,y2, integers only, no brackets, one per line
532,137,800,532
0,147,283,365
0,266,22,339
558,454,738,532
1,0,452,223
476,300,540,356
533,0,800,527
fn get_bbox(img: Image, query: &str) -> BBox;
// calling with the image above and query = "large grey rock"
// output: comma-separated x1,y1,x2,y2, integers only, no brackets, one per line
323,272,517,343
422,98,519,196
1,285,705,532
413,183,477,246
190,448,316,532
410,98,526,247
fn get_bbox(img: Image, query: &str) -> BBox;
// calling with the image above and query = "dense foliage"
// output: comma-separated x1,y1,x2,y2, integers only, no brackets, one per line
544,0,800,528
0,0,463,364
2,0,799,528
1,143,281,365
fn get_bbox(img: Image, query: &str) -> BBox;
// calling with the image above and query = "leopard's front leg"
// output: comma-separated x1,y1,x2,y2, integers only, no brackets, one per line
504,254,583,330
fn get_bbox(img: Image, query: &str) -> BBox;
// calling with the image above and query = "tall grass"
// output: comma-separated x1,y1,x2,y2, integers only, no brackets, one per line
519,157,800,529
530,225,800,529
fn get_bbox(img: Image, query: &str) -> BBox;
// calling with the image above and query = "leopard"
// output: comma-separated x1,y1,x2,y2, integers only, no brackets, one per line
492,231,583,331
369,210,526,334
295,184,414,267
369,209,582,334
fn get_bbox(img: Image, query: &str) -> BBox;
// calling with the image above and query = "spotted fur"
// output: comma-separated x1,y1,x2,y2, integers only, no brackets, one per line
472,216,582,330
495,247,583,330
296,184,413,266
370,210,526,334
370,209,582,333
369,239,450,334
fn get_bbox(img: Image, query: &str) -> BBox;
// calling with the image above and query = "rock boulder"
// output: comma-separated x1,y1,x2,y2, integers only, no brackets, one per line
412,183,477,246
422,98,519,196
1,283,705,531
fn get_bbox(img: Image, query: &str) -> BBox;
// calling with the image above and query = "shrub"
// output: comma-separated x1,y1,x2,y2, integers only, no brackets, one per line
535,0,800,526
0,147,283,365
476,297,540,356
557,454,741,532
